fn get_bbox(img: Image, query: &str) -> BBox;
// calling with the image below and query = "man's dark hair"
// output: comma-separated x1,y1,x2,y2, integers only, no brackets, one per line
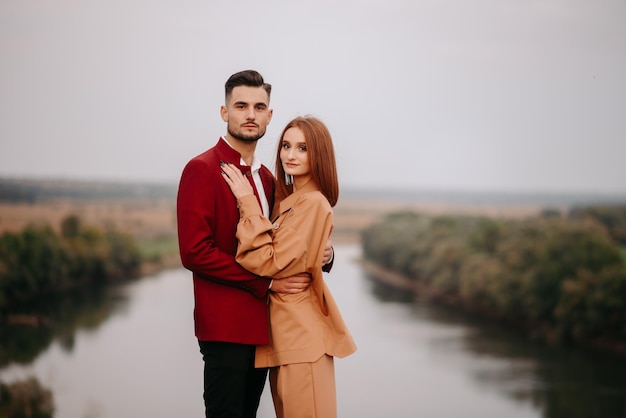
225,70,272,101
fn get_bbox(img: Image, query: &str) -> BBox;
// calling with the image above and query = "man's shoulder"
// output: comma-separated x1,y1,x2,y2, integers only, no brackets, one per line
185,139,237,168
189,141,221,162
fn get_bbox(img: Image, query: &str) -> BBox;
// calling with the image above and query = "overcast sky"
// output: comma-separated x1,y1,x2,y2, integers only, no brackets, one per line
1,0,625,194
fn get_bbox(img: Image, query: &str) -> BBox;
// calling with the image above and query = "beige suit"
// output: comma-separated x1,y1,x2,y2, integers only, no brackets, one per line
235,180,356,366
235,180,357,417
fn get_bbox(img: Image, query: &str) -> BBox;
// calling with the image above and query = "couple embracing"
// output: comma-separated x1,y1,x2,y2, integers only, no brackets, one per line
177,69,356,418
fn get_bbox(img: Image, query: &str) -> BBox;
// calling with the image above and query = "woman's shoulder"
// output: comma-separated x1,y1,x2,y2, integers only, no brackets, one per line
294,190,331,211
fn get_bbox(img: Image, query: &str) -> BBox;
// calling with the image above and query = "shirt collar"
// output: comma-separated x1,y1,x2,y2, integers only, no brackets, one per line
222,137,261,172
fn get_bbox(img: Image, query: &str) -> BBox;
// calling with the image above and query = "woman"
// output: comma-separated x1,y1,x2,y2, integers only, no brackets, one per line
221,116,357,418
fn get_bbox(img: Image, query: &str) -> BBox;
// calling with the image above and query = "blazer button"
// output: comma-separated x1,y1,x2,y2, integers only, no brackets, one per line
273,223,280,230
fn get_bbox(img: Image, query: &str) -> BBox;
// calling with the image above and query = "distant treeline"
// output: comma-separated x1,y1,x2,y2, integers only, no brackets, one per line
0,177,177,203
4,176,626,207
0,215,141,309
342,186,626,207
361,205,626,349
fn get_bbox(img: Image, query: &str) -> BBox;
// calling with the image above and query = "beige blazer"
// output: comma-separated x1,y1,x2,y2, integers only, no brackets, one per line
235,180,357,367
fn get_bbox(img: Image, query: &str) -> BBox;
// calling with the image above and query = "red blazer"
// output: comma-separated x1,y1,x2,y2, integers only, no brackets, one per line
177,138,275,344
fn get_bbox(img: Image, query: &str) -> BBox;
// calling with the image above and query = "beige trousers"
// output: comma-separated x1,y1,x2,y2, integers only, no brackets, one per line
269,355,337,418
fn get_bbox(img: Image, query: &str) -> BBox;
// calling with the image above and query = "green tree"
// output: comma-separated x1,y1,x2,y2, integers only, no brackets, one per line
0,215,143,309
361,209,626,345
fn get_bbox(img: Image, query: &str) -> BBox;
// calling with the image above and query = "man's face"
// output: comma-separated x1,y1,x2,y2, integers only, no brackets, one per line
221,86,273,143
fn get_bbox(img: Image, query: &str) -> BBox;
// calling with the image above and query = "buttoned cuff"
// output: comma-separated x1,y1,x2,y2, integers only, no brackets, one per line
237,194,263,218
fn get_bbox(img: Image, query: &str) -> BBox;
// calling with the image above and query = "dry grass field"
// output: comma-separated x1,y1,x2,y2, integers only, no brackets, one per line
0,196,543,244
332,197,543,243
0,198,177,239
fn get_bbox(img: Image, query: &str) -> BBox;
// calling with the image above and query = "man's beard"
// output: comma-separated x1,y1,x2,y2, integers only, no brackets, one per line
228,124,266,143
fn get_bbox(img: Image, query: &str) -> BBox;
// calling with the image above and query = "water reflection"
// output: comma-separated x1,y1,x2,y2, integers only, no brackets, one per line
367,278,626,418
1,245,625,417
1,282,130,367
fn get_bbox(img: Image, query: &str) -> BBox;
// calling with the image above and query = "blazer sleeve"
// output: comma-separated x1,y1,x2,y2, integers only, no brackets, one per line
177,159,270,298
234,194,332,279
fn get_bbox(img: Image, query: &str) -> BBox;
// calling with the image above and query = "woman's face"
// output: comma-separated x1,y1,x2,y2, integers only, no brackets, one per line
280,127,310,182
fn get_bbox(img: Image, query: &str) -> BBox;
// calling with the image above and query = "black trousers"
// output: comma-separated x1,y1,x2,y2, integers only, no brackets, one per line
198,340,268,418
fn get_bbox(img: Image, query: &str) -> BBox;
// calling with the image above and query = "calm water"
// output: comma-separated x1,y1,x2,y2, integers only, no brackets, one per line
2,244,626,418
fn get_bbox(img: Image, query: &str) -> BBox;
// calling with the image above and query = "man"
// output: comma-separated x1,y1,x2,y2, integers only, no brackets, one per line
177,70,331,417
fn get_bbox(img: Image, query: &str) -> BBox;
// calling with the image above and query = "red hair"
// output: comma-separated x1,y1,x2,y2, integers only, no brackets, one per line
274,116,339,207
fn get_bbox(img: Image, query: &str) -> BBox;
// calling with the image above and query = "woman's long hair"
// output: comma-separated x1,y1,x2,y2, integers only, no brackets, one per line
274,116,339,207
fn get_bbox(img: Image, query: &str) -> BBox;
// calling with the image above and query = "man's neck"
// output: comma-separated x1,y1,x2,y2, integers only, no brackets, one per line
224,135,257,166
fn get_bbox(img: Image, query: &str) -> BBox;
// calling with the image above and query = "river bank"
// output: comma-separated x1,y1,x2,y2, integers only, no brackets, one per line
358,257,626,356
6,244,626,418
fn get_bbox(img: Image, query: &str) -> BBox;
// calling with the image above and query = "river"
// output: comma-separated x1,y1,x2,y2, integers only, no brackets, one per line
1,244,626,417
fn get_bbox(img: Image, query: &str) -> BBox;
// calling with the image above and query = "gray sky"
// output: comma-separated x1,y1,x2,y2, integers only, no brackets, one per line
1,0,625,194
